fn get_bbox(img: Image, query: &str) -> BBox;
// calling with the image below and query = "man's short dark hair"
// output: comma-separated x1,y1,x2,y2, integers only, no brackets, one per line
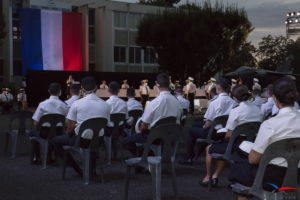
127,88,135,97
70,83,80,95
156,73,169,89
81,76,96,91
48,82,61,95
216,78,231,93
210,86,217,96
108,81,120,95
175,87,183,95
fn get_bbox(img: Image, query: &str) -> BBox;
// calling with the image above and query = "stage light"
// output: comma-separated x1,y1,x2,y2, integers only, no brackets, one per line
297,12,300,16
291,12,294,16
295,19,299,23
285,21,288,24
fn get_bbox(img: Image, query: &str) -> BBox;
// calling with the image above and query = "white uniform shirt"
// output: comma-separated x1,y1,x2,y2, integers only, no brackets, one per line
141,91,182,129
106,95,128,115
17,93,27,102
127,98,143,112
187,82,196,93
252,83,261,91
252,96,263,108
99,84,108,89
204,93,236,121
32,96,68,122
207,83,216,93
225,101,264,131
67,93,111,135
65,95,80,108
0,92,13,102
261,97,274,117
271,102,299,116
121,84,129,89
252,107,300,167
140,85,150,95
176,95,190,111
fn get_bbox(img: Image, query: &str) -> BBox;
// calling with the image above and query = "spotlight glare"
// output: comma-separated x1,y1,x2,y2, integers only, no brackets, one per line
297,12,300,16
296,19,299,23
291,12,294,16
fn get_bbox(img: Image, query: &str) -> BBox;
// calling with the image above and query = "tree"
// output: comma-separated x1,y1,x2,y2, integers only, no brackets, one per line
136,1,253,82
256,35,293,71
0,13,6,41
139,0,180,7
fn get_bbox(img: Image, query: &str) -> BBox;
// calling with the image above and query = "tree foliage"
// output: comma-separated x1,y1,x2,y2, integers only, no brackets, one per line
139,0,180,7
0,13,6,41
256,35,294,71
136,1,253,82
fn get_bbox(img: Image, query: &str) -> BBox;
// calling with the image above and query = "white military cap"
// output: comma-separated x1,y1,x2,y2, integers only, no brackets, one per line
210,77,216,82
253,78,259,82
231,79,237,83
188,77,194,81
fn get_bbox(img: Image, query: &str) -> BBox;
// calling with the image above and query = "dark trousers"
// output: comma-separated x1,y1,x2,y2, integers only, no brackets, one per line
141,95,149,108
187,126,210,159
52,134,83,174
29,129,54,161
188,93,195,114
0,102,13,113
122,134,147,155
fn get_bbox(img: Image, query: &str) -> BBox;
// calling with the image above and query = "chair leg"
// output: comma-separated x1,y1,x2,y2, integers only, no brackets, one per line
171,163,178,200
83,149,90,185
42,140,48,169
194,142,200,166
208,158,215,191
11,132,18,159
124,166,132,200
4,132,9,155
150,163,162,200
104,136,112,165
62,150,68,180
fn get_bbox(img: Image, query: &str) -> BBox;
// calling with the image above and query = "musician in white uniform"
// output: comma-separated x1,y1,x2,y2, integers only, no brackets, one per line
17,88,27,110
0,88,14,113
121,80,130,89
187,77,196,114
139,80,150,108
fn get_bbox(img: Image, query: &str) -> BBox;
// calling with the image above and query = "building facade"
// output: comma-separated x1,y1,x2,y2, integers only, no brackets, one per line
0,0,161,82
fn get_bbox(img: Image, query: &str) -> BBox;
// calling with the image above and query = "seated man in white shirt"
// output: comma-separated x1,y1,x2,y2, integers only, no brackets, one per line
175,87,190,113
126,88,143,112
65,83,80,108
31,83,68,164
180,78,236,165
260,84,274,118
251,89,263,108
52,77,111,176
122,73,182,155
229,77,300,200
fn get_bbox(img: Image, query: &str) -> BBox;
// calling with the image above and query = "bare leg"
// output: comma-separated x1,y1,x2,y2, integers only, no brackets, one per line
212,160,225,179
237,195,249,200
202,144,212,182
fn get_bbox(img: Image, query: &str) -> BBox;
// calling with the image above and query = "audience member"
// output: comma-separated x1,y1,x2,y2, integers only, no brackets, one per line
199,85,263,187
260,84,274,118
122,73,182,155
126,88,143,112
229,77,300,200
175,87,190,112
251,89,263,108
65,83,80,108
0,88,14,113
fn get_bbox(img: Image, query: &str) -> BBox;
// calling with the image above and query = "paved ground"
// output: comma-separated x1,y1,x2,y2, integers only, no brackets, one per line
0,113,233,200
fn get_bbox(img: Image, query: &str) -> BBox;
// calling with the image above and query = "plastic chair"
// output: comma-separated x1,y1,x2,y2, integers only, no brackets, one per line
124,123,182,200
208,122,261,190
62,117,108,184
4,111,33,158
104,113,126,164
194,115,229,163
128,110,143,135
30,114,65,169
231,138,300,200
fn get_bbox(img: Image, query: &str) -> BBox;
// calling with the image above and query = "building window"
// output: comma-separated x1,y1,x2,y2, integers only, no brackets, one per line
144,48,156,64
89,26,95,44
114,46,126,63
114,11,127,28
129,47,141,64
129,13,142,29
89,9,95,26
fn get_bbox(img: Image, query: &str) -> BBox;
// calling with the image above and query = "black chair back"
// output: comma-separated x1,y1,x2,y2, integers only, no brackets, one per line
223,122,261,160
9,111,33,133
250,138,300,200
75,117,108,151
110,113,126,139
38,114,65,139
141,123,182,165
207,115,229,140
128,110,143,134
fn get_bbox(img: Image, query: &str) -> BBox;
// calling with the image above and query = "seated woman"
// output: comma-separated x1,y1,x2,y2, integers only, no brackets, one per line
228,77,300,200
200,85,264,187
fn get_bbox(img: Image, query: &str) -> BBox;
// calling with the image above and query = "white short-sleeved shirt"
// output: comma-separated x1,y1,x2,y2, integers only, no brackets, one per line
176,95,190,111
121,84,129,89
141,91,182,129
65,95,80,108
106,95,128,115
251,96,263,108
99,84,108,89
0,92,13,102
127,98,143,112
271,102,299,116
67,93,111,135
252,83,261,91
17,93,27,102
187,82,196,93
32,96,68,122
225,101,264,131
140,85,150,95
260,97,274,117
204,93,236,121
252,107,300,167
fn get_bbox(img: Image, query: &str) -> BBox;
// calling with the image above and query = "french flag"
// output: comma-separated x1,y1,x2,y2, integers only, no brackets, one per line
21,8,83,73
